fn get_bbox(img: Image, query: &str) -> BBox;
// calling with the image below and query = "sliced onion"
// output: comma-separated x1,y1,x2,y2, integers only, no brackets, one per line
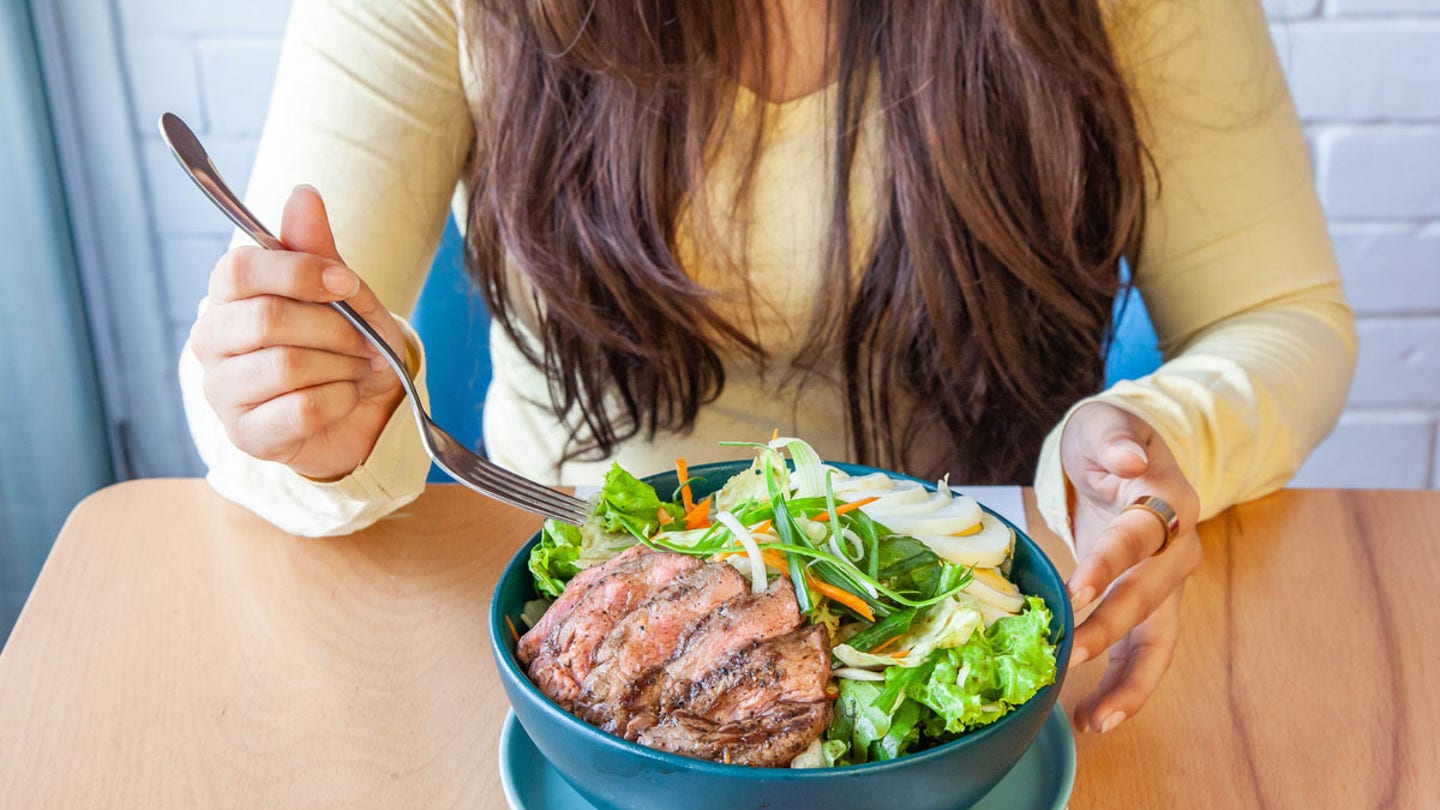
840,527,865,562
716,510,767,595
863,482,929,509
834,667,887,682
770,436,827,498
875,495,982,534
831,471,895,495
935,477,953,501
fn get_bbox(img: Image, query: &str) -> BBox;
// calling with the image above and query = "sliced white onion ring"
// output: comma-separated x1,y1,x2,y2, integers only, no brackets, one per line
833,667,887,682
716,510,768,595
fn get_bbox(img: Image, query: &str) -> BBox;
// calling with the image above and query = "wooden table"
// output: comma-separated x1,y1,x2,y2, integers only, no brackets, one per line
1,482,1436,808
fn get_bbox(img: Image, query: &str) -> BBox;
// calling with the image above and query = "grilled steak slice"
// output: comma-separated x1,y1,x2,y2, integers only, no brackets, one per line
661,625,831,722
517,543,648,666
577,563,747,734
662,576,802,688
526,548,701,709
602,576,804,740
640,625,834,766
637,701,832,767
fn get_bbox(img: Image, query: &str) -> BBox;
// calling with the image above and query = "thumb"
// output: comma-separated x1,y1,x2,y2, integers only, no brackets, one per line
1100,432,1146,475
1098,431,1149,479
1067,402,1151,480
280,185,343,262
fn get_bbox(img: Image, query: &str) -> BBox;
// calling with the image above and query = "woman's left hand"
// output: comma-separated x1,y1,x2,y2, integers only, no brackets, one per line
1059,401,1203,734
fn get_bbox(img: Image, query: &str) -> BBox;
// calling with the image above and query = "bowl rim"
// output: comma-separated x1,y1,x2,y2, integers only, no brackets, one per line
489,459,1074,777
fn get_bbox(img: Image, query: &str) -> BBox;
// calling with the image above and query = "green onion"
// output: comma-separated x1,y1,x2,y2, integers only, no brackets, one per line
844,608,918,651
764,454,814,613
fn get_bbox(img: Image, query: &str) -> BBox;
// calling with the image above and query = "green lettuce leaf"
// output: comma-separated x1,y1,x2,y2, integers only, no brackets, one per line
530,463,690,598
528,520,582,600
832,595,983,669
594,462,675,540
826,679,933,764
911,595,1057,733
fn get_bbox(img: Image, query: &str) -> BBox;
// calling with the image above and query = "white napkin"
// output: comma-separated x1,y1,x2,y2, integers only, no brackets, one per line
951,485,1029,534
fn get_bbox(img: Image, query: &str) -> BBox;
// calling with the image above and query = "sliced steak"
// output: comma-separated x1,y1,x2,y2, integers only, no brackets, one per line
662,576,802,687
516,543,647,666
577,563,747,734
526,548,701,709
598,576,804,740
661,625,831,722
637,701,832,767
641,625,833,766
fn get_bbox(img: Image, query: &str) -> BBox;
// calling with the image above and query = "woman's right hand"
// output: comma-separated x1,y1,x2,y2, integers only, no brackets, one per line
189,185,408,480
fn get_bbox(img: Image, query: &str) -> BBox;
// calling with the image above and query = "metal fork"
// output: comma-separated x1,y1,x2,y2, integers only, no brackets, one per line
159,113,590,525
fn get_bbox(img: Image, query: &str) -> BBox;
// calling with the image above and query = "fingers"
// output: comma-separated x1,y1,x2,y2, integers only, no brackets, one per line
1072,590,1183,733
204,347,374,411
228,380,361,462
281,184,343,261
1065,402,1154,480
1067,507,1178,610
274,185,402,328
190,296,378,361
1100,439,1149,479
209,246,359,304
1069,528,1200,665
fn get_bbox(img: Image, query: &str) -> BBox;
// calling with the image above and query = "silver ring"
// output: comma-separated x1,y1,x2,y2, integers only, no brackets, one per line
1123,495,1179,555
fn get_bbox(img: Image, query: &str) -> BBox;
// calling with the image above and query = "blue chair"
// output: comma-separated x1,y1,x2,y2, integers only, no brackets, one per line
411,218,493,481
1105,260,1163,385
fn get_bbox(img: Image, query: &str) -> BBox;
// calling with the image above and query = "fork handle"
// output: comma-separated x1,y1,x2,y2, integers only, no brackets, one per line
158,113,421,406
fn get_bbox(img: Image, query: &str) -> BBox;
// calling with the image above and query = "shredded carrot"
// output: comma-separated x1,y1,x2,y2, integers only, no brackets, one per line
809,579,876,622
891,649,909,659
717,536,874,622
871,635,902,654
812,496,879,522
676,458,694,514
684,496,712,530
656,505,670,530
771,427,780,442
750,519,773,535
505,615,520,644
723,543,875,620
722,547,788,571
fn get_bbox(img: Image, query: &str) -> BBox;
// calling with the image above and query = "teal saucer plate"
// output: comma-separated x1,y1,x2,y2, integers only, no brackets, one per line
498,704,1076,810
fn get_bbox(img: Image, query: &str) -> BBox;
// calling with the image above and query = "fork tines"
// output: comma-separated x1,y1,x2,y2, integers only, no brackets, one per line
458,457,591,524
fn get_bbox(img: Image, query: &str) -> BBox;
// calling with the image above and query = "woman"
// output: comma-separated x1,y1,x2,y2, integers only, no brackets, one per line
180,0,1355,737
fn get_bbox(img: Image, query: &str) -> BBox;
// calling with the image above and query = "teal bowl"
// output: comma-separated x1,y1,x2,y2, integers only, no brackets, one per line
489,461,1074,810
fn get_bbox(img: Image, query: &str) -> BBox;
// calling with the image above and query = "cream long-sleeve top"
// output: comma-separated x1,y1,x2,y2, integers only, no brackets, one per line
179,0,1356,541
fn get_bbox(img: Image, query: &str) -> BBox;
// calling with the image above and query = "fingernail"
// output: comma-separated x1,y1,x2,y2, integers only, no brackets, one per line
1116,439,1148,465
1100,712,1127,733
1070,585,1096,612
1069,646,1090,669
323,265,359,297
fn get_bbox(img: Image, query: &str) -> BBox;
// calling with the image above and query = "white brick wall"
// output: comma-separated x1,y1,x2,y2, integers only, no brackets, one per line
1271,0,1440,489
116,5,283,358
114,0,1440,489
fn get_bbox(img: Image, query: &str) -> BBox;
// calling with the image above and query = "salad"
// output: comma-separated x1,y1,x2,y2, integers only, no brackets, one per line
523,437,1058,767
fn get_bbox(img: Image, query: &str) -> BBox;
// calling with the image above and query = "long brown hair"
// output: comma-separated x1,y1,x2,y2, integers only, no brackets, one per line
465,1,1146,483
